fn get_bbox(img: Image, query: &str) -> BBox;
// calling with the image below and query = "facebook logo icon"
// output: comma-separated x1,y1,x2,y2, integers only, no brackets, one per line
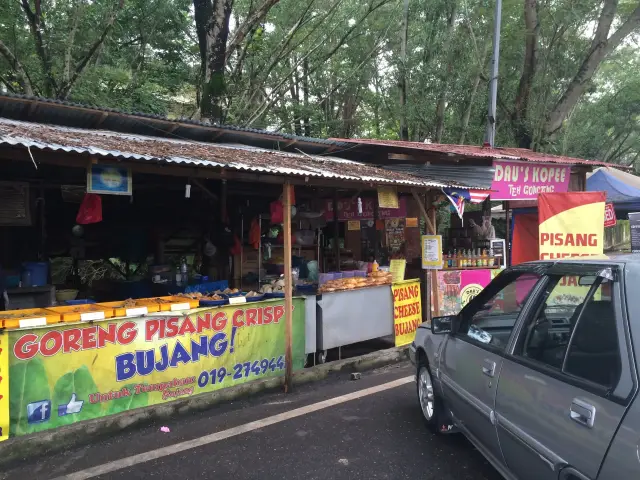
27,400,51,424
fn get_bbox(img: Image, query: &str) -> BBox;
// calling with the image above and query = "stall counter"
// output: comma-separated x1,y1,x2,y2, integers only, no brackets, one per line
316,285,394,352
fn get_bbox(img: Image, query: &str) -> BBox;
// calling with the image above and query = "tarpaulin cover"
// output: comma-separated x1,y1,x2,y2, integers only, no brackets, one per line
587,167,640,212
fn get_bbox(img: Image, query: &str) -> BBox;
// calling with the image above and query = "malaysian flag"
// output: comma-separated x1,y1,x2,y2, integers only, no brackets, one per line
469,189,490,204
442,188,470,223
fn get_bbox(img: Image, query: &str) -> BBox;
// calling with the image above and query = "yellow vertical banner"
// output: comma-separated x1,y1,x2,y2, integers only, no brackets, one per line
0,330,9,441
392,280,422,347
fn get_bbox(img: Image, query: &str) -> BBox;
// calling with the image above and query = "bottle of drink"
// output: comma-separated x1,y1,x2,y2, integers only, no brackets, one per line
452,249,458,268
476,248,482,267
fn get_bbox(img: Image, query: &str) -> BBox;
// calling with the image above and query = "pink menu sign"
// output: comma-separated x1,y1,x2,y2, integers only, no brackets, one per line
491,160,570,201
324,197,407,221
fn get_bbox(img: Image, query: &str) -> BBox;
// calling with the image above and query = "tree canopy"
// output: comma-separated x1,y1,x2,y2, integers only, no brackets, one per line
1,0,639,167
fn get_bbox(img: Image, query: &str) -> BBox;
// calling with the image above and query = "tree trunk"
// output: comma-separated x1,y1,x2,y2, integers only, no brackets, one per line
226,0,281,60
0,40,34,96
303,58,311,136
63,2,82,86
289,56,302,135
459,44,488,145
194,0,233,123
544,1,640,138
434,0,458,144
512,0,539,149
398,0,409,140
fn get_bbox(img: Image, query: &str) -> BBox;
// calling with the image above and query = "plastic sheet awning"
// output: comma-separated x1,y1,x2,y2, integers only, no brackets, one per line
587,167,640,213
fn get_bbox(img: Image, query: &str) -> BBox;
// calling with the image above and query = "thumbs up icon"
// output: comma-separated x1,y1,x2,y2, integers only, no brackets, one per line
57,393,84,416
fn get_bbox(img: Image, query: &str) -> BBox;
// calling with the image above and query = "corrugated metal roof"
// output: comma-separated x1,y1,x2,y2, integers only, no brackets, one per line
0,93,347,155
329,138,630,170
0,118,485,189
383,164,495,190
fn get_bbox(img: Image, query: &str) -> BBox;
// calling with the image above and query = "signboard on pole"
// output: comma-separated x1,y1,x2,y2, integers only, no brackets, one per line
538,192,606,260
604,203,617,228
392,280,422,347
421,235,443,269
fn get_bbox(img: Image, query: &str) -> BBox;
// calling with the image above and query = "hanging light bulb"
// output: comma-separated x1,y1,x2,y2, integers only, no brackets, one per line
185,183,191,198
357,197,363,214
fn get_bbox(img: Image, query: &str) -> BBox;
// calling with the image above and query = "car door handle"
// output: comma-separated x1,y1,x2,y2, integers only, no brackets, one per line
570,399,596,428
482,359,496,377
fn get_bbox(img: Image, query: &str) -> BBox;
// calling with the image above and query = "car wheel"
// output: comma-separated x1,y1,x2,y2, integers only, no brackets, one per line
417,361,443,433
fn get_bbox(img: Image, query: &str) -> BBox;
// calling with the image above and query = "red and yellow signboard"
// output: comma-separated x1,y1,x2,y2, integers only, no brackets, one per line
392,280,422,347
539,192,606,306
538,192,606,260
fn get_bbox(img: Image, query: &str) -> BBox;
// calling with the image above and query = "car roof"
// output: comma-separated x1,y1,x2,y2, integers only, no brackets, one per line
513,254,640,274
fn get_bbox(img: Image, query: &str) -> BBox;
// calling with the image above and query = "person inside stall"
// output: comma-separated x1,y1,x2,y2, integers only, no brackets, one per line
0,263,8,310
201,233,218,280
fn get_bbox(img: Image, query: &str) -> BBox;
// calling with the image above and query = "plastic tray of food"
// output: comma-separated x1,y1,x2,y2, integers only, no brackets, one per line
244,292,265,302
219,288,242,297
45,304,115,323
136,296,199,312
264,292,285,299
199,298,229,307
198,293,229,307
96,300,160,318
0,308,61,329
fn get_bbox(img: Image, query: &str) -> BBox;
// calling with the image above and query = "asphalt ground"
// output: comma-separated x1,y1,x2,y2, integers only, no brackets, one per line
1,362,502,480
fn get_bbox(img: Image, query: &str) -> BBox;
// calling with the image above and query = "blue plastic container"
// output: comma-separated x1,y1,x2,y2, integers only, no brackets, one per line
22,262,48,287
65,299,97,305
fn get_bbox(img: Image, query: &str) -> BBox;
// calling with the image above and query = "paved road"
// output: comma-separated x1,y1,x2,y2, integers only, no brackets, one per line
2,362,502,480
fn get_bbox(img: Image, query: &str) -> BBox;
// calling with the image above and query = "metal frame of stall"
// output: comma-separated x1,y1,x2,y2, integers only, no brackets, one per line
313,189,437,363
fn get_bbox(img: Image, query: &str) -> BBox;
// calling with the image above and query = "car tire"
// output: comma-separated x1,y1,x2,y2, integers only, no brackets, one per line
416,359,444,434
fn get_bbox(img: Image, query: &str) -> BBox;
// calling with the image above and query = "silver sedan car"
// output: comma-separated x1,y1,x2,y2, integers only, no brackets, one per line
410,258,640,480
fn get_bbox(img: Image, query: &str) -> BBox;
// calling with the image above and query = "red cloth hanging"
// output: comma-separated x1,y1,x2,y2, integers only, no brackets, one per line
249,218,261,250
76,193,103,224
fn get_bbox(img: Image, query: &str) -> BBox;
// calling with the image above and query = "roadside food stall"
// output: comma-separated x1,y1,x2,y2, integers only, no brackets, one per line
0,97,441,443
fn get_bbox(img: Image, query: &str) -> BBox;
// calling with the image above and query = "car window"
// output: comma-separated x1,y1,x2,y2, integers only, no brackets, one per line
515,274,621,389
460,273,541,351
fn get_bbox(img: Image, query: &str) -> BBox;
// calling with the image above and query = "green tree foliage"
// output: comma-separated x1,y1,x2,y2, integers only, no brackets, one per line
1,0,639,166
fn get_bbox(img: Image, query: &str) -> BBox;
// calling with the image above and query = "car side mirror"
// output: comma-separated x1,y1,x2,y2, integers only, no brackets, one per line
431,315,458,335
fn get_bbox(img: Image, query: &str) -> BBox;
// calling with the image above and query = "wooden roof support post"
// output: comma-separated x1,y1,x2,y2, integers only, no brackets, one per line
411,188,438,323
411,189,435,235
428,193,440,318
283,181,294,393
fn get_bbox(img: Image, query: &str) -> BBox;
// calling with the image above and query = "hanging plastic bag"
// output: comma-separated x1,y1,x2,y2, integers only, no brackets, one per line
76,193,102,224
270,200,284,224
